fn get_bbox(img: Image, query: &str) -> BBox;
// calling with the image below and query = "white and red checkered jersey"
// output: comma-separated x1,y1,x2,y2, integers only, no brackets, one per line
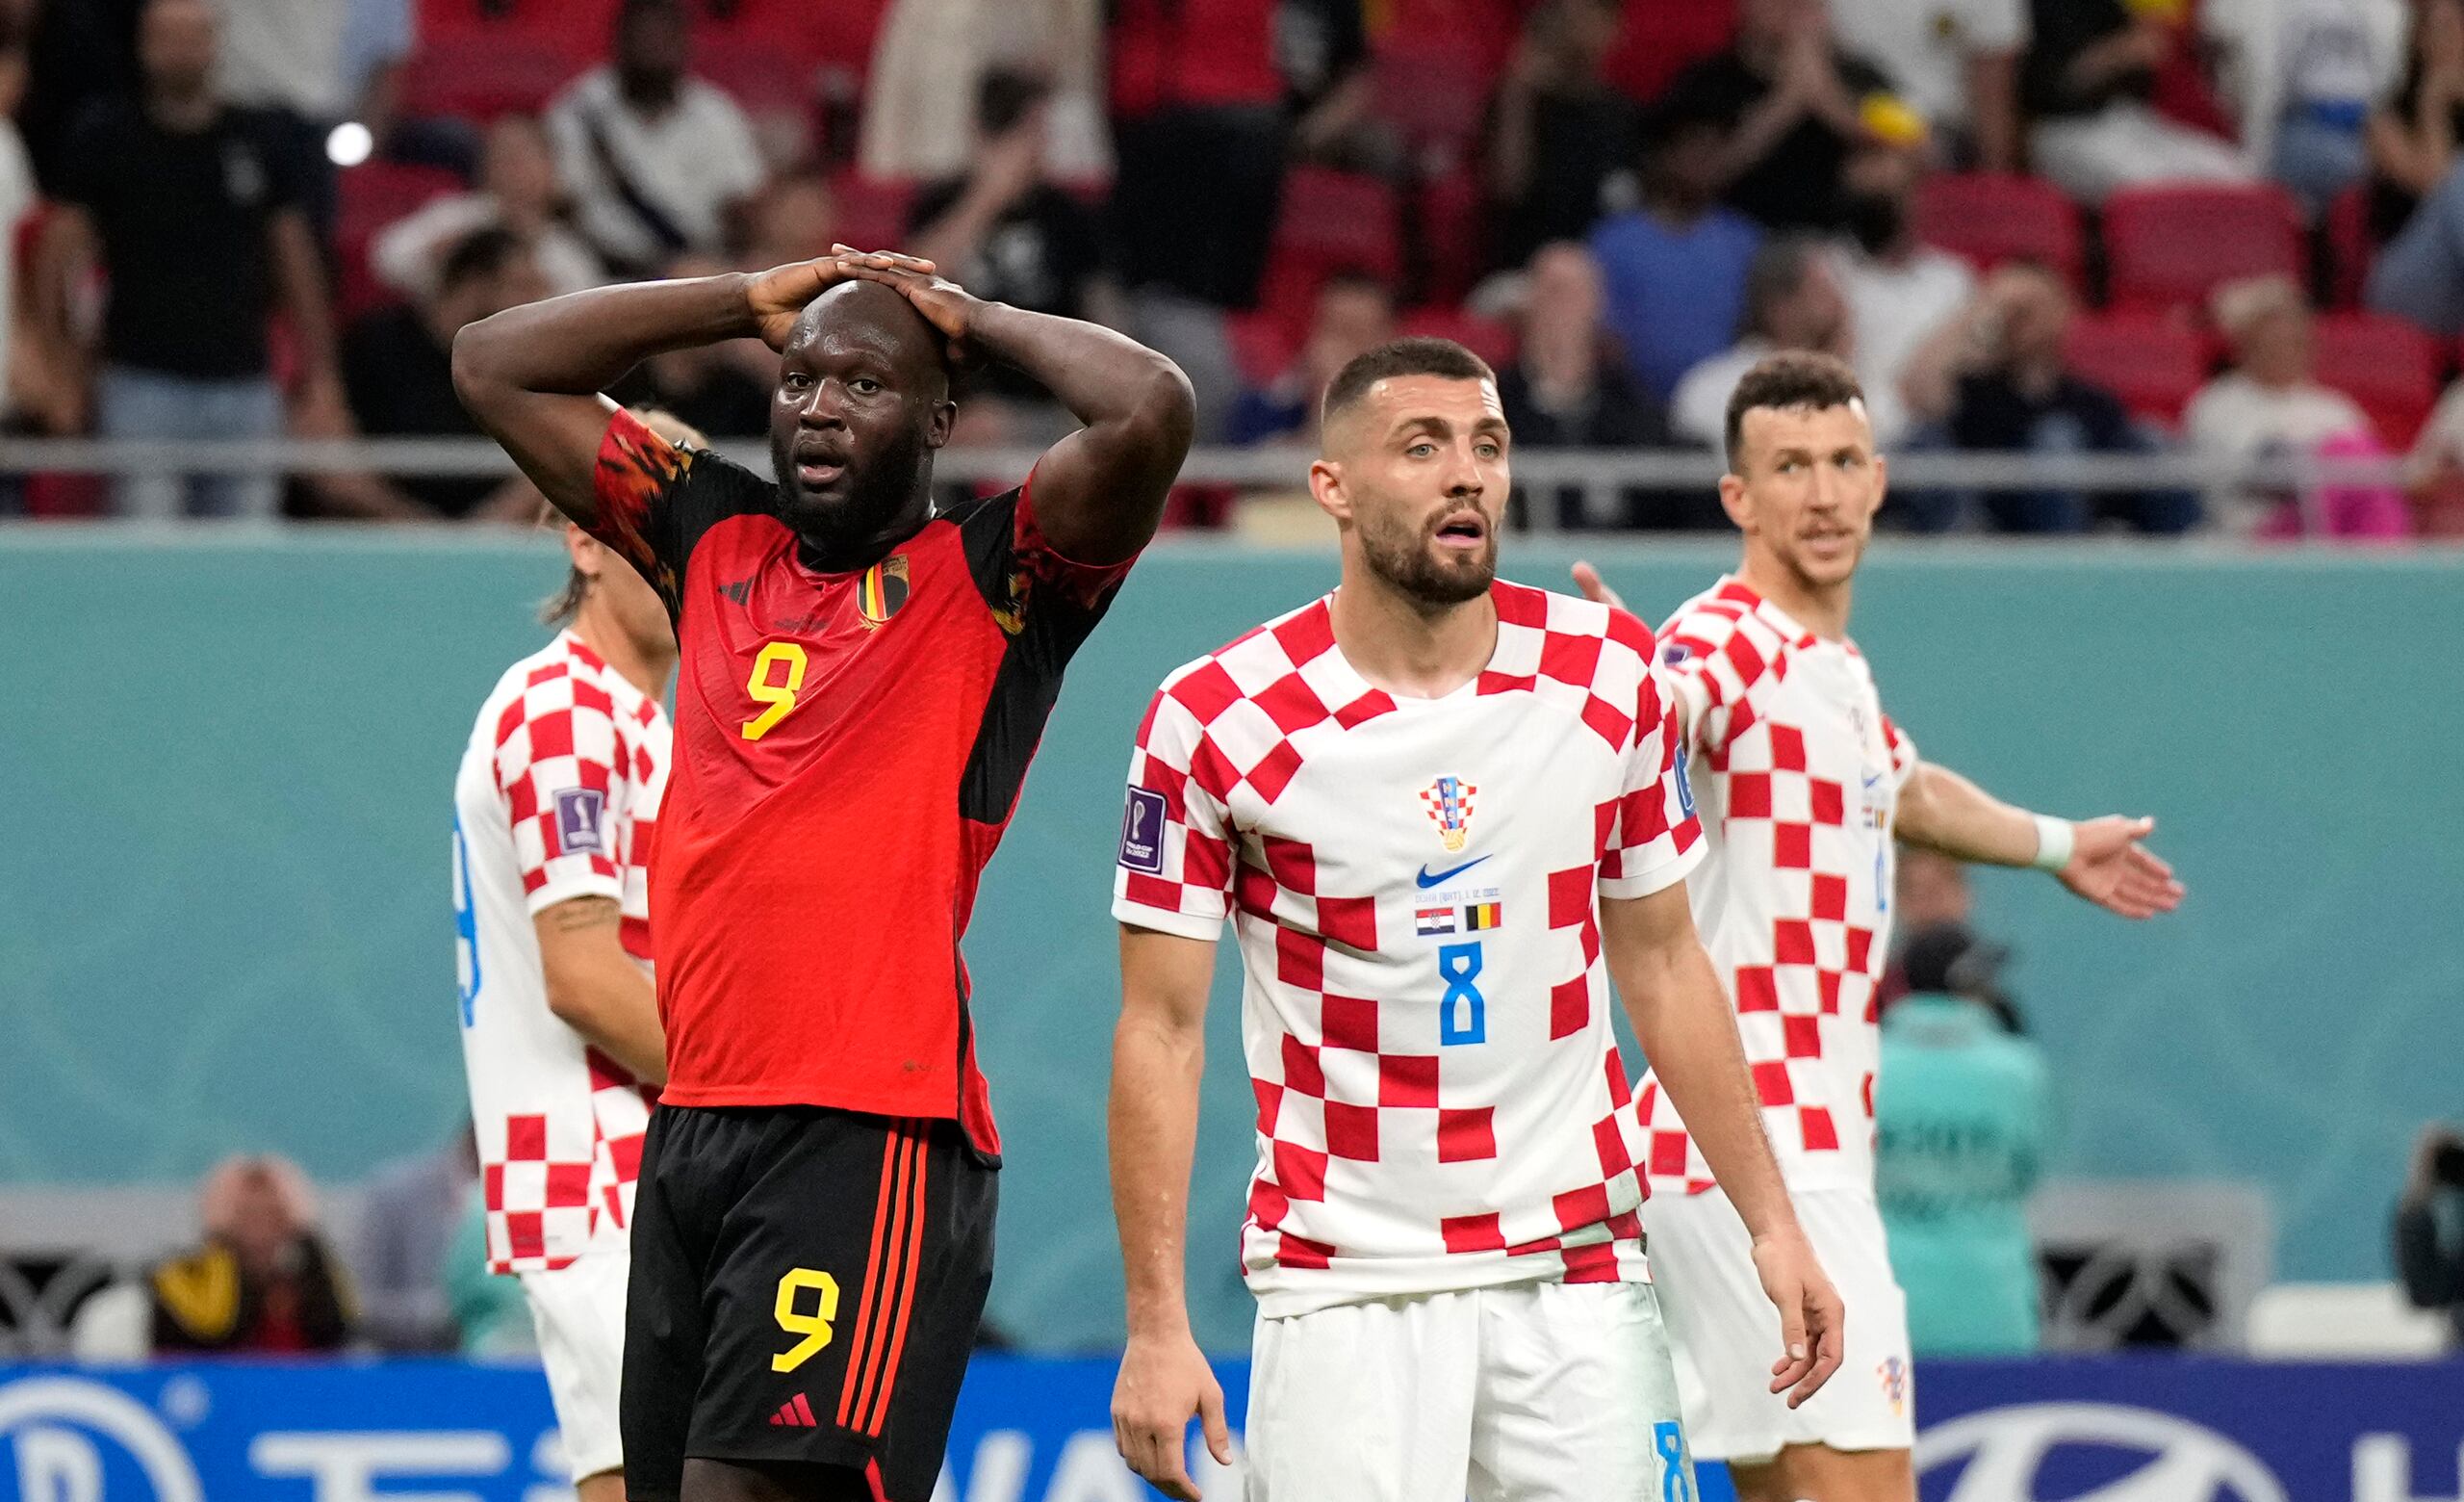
1636,577,1918,1200
1113,582,1705,1317
452,631,671,1273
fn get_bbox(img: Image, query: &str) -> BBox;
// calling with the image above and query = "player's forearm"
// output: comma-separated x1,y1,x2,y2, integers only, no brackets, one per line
454,272,762,401
964,300,1194,452
1895,761,2043,867
545,956,668,1086
1108,1008,1207,1339
1615,935,1802,1241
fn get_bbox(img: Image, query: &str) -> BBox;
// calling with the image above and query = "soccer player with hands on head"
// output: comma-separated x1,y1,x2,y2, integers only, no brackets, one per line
1571,351,2182,1502
1107,337,1841,1502
456,245,1194,1502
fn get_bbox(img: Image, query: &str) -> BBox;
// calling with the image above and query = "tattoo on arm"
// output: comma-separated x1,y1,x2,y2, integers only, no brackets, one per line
545,895,622,933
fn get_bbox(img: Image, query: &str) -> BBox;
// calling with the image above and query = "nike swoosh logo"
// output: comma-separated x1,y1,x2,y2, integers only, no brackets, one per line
1416,856,1491,889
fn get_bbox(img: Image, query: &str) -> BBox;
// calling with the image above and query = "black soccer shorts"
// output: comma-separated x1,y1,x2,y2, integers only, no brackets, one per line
621,1105,998,1502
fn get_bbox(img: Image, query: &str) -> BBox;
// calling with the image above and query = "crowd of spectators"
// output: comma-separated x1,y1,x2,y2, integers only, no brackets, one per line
3,0,2464,537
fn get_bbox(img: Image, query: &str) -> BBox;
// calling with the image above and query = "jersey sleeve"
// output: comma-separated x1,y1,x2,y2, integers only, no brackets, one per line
589,406,774,616
494,668,630,914
1110,683,1237,940
1883,712,1919,790
1656,600,1791,759
1599,654,1707,899
954,472,1142,675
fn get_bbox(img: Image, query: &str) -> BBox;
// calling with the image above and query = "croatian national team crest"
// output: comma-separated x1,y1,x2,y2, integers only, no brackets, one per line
858,555,911,628
1419,775,1477,852
1878,1356,1910,1415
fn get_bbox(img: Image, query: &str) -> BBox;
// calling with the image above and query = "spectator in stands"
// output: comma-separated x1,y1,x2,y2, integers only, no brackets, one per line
1281,0,1379,172
339,226,552,520
349,1125,477,1353
544,0,766,277
33,0,342,519
1831,0,2027,170
909,69,1116,414
1498,243,1711,531
861,0,1116,184
2022,0,2250,202
2204,0,2404,216
1227,270,1394,446
1671,235,1910,449
2395,1123,2464,1345
2367,0,2464,246
1909,262,2197,532
1657,0,1902,233
372,115,606,303
1589,93,1764,405
1484,0,1635,271
1834,141,1977,418
629,251,774,438
1877,923,2050,1356
151,1154,353,1354
2185,273,2378,534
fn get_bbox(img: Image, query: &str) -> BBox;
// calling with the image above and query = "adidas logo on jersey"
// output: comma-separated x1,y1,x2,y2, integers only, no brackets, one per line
768,1393,818,1428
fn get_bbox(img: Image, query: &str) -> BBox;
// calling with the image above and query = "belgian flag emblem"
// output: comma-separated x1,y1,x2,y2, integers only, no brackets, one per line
859,556,911,628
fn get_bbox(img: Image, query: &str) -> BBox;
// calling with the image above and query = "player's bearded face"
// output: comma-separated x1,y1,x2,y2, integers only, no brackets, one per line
772,412,931,552
1735,403,1882,588
1356,484,1498,605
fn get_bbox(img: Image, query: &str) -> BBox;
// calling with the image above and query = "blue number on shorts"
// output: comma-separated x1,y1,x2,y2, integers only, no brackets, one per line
1653,1421,1692,1502
1438,942,1485,1045
452,815,481,1026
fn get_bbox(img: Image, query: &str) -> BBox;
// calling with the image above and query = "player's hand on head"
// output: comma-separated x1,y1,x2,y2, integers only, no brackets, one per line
1569,561,1629,615
744,254,867,350
830,243,984,368
1111,1331,1232,1501
2058,815,2185,920
1751,1227,1845,1408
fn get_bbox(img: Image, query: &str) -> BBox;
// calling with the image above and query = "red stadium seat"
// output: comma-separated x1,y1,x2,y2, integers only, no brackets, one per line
827,173,914,256
1372,41,1495,172
1399,307,1517,371
2325,184,2375,310
1604,0,1736,104
1260,168,1402,334
2313,313,2440,447
1224,310,1296,386
2104,182,2306,315
415,0,612,66
2062,312,2212,429
1912,173,2086,289
1416,167,1485,306
398,36,582,121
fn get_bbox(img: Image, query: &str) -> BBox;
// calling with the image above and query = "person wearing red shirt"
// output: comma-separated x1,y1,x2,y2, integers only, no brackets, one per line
452,246,1194,1502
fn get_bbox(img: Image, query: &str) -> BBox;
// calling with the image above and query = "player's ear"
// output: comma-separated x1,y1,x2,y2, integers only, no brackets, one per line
1717,471,1753,533
1308,457,1351,525
565,522,603,577
1865,452,1888,518
925,399,956,450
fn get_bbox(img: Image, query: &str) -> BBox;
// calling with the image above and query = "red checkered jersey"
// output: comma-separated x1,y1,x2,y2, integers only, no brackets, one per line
451,631,670,1272
585,409,1133,1153
1113,582,1706,1316
1636,577,1919,1199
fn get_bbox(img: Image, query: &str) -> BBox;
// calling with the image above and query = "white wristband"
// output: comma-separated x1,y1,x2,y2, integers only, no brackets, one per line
2030,815,2075,872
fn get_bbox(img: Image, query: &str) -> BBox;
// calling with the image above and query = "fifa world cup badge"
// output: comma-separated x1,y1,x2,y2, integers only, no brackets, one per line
1420,775,1477,851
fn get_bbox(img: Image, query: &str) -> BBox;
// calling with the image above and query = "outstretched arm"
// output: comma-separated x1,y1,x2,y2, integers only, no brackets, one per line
1602,885,1844,1408
1109,924,1234,1502
1896,762,2185,919
451,257,855,524
834,248,1195,564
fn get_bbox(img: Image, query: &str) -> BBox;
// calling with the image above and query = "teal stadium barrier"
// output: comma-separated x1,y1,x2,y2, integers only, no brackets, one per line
2,531,2457,1351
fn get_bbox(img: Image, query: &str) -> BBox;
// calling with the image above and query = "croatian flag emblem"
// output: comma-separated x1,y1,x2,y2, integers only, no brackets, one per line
553,788,606,855
1419,775,1477,852
1415,907,1457,936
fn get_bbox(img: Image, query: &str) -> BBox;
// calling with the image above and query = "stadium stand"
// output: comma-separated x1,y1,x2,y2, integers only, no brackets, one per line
2061,311,2213,430
2105,182,2309,316
1913,171,2087,290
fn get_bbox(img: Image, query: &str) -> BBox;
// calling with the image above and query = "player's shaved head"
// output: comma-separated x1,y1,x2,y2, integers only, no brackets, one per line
768,280,957,564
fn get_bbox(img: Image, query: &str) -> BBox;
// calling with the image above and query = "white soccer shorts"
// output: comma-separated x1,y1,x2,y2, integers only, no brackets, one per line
519,1250,629,1482
1244,1281,1696,1502
1643,1185,1915,1463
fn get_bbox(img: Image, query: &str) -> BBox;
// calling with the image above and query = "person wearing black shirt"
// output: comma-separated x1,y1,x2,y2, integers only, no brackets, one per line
341,228,552,520
2021,0,2247,202
1659,0,1895,233
1484,0,1635,270
909,70,1114,411
33,0,342,519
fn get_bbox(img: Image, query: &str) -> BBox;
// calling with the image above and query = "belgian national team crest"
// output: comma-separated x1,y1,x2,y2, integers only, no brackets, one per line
858,556,911,628
1419,775,1477,852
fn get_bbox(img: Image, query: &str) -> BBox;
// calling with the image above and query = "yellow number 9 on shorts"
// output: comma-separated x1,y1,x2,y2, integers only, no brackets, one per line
771,1267,840,1373
742,641,808,740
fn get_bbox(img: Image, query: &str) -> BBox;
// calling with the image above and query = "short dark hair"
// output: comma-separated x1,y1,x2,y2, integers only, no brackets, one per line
1321,338,1494,432
438,226,526,296
1723,350,1868,472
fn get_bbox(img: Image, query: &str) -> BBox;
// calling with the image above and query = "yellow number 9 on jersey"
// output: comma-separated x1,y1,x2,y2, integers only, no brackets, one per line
743,641,808,740
771,1267,840,1373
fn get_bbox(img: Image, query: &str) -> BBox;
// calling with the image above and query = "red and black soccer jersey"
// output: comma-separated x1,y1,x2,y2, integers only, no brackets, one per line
587,408,1136,1155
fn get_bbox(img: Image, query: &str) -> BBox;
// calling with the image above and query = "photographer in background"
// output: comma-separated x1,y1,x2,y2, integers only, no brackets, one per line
2396,1125,2464,1344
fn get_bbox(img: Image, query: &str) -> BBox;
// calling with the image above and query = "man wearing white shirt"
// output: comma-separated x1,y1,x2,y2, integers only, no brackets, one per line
1675,237,1910,453
546,0,766,277
1830,0,2028,169
2184,273,2374,532
1832,144,1975,422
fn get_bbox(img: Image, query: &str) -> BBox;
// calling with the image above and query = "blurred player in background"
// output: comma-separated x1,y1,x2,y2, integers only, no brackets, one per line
1107,339,1841,1502
453,247,1194,1502
1574,350,2185,1502
449,412,693,1502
